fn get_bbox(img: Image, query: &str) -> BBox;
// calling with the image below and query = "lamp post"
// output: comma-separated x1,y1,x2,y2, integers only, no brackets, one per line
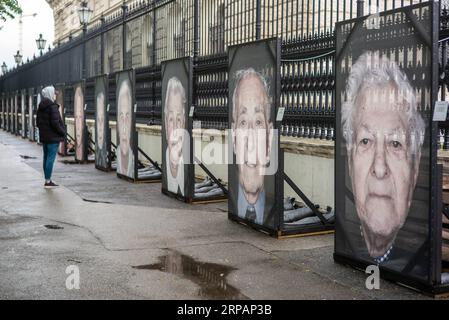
14,51,23,65
357,0,365,17
1,62,7,74
36,34,47,56
78,0,93,79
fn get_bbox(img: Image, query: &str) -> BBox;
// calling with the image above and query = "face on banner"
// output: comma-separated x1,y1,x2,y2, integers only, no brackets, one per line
231,68,273,224
164,76,186,195
56,89,63,115
96,91,105,149
74,86,84,161
341,52,425,259
117,75,133,178
28,93,33,137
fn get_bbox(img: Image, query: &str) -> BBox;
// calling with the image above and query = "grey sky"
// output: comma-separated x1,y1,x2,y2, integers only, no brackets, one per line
0,0,54,71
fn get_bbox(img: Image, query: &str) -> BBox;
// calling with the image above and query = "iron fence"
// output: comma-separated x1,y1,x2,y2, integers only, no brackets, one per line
2,0,449,146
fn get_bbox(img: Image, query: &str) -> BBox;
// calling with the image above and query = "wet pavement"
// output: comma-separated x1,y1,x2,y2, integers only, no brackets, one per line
0,131,436,300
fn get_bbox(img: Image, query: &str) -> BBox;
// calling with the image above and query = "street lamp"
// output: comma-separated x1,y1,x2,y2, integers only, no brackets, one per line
78,1,93,28
14,51,23,65
36,34,47,56
78,0,93,79
1,62,7,74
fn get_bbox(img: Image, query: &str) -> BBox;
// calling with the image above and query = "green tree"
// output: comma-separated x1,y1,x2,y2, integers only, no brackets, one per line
0,0,22,22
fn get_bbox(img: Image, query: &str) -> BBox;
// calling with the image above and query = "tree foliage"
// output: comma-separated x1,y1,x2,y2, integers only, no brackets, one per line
0,0,22,22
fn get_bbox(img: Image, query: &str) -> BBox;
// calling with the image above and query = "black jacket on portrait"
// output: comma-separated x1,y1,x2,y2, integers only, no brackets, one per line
36,98,66,144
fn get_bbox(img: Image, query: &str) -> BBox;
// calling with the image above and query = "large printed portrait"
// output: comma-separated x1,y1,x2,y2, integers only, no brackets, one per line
116,70,136,179
95,76,109,169
228,39,280,229
21,91,26,138
335,3,434,282
1,95,4,130
28,89,34,140
74,83,85,162
14,94,18,134
55,87,65,154
8,95,12,132
161,58,192,198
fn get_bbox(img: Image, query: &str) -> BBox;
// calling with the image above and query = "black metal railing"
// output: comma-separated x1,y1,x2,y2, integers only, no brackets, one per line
2,0,449,145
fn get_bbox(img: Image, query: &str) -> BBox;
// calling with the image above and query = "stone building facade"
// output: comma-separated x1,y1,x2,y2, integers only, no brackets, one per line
46,0,123,44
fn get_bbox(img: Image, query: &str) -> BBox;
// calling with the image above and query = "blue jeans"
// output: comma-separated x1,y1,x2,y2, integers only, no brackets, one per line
43,143,59,181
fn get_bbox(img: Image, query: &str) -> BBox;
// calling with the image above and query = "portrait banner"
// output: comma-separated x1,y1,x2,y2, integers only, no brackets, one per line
95,75,111,171
36,89,42,143
1,95,6,131
228,38,282,231
55,85,66,155
13,93,18,135
74,82,87,162
335,1,439,288
161,57,194,200
21,90,26,138
28,89,34,141
116,70,137,180
1,95,4,130
9,95,13,133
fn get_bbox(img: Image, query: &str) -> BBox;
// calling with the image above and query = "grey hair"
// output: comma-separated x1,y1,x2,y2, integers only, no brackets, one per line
232,68,271,126
341,51,426,156
41,86,55,102
164,76,186,118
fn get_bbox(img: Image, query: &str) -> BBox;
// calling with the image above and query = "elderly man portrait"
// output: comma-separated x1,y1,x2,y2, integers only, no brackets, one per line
74,86,85,161
55,89,64,153
341,51,426,264
231,68,274,226
164,77,186,196
116,76,135,179
96,89,107,169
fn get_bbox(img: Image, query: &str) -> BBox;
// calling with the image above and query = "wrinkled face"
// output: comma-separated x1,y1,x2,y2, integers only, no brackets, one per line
348,86,420,253
56,91,64,121
165,88,185,178
96,92,105,148
74,87,84,159
118,79,132,172
233,75,272,205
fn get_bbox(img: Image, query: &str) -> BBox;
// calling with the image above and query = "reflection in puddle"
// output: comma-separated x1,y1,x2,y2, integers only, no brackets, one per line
133,250,249,300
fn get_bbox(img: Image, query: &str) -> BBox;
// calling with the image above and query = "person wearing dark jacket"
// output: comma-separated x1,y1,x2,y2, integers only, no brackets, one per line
36,86,66,188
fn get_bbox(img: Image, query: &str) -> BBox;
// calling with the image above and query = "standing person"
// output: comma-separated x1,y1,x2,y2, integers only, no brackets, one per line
36,86,66,188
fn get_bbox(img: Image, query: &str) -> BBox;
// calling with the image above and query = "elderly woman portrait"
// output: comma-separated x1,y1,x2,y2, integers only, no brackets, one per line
231,68,274,226
341,51,426,263
164,77,186,196
95,89,107,168
116,76,135,178
74,85,85,161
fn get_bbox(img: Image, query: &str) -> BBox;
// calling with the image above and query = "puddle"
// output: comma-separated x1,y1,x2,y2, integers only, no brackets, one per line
20,155,37,159
44,224,64,230
132,250,249,300
82,198,113,204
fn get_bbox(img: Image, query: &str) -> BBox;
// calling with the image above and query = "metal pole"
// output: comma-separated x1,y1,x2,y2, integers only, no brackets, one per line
100,14,105,74
152,0,157,66
82,24,87,79
256,0,262,40
357,0,364,18
193,0,200,58
122,0,127,69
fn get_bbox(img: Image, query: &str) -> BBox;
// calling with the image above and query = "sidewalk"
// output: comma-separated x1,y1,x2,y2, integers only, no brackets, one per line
0,131,430,299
